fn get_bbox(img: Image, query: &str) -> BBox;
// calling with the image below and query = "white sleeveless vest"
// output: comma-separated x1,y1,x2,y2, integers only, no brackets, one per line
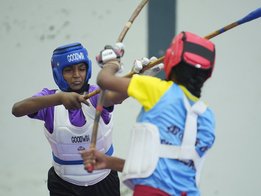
44,103,113,186
122,95,207,189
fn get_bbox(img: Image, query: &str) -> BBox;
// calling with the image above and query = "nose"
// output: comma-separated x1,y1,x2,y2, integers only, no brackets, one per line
73,68,80,77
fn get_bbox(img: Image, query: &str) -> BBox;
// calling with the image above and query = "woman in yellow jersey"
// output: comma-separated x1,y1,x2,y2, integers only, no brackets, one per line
81,31,216,196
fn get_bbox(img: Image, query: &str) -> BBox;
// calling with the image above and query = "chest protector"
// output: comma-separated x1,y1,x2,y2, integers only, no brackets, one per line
122,96,207,189
44,103,113,186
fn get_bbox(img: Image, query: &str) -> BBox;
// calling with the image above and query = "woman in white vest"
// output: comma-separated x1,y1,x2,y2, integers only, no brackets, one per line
12,42,121,196
81,31,216,196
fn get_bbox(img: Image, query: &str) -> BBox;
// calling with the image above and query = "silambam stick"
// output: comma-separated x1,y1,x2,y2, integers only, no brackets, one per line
85,7,261,99
86,0,150,173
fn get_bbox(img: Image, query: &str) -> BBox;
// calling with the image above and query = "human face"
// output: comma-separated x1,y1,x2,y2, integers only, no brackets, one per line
63,63,87,91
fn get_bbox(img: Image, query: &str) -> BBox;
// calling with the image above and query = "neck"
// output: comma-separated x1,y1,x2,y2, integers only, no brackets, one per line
68,83,90,94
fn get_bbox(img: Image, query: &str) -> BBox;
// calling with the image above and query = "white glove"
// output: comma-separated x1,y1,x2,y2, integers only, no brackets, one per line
132,56,164,76
96,42,125,70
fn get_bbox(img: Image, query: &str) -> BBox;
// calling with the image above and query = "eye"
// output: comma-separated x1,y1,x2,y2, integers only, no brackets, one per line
63,67,73,73
79,65,87,71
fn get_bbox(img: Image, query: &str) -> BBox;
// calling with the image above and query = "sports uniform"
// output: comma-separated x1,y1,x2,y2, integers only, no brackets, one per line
28,43,120,196
121,32,216,195
123,75,215,195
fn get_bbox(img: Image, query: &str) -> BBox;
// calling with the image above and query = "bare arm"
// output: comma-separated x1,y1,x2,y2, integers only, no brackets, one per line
97,60,131,98
81,148,125,172
105,156,125,172
103,90,129,106
12,92,89,117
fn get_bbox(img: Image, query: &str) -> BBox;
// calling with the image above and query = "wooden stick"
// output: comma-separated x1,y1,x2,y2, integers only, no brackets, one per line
117,0,149,42
85,7,261,102
87,0,149,173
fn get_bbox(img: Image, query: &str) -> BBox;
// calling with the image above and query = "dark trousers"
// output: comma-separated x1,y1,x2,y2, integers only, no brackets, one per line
48,166,120,196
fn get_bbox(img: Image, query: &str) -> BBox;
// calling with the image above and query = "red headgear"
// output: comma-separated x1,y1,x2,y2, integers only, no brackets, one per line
164,31,215,79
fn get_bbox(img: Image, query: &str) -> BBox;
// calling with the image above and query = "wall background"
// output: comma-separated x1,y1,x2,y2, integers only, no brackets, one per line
0,0,260,195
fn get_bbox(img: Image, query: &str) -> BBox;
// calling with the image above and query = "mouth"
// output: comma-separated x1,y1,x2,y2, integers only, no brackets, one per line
71,81,83,89
72,79,83,84
72,81,82,85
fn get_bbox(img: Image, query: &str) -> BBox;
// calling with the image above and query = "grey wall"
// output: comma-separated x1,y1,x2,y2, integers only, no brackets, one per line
0,0,260,195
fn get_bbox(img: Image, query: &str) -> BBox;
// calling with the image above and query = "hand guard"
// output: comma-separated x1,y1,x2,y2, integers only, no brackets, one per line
132,56,164,76
96,43,125,69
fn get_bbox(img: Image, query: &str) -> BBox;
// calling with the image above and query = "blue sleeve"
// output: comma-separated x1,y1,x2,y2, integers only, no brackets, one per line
196,108,216,157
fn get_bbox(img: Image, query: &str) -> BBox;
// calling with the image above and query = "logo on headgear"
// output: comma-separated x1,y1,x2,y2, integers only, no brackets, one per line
67,52,85,63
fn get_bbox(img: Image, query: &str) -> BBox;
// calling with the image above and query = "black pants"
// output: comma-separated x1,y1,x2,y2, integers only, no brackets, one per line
47,166,120,196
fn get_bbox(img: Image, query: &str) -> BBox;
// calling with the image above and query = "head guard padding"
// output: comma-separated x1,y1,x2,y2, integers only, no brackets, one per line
164,32,215,80
51,42,92,91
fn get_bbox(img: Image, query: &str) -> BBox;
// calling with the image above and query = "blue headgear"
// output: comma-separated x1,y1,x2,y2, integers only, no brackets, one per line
51,42,92,91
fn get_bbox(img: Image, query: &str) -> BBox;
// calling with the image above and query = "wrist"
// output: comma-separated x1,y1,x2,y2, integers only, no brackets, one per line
103,60,121,72
57,92,66,105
